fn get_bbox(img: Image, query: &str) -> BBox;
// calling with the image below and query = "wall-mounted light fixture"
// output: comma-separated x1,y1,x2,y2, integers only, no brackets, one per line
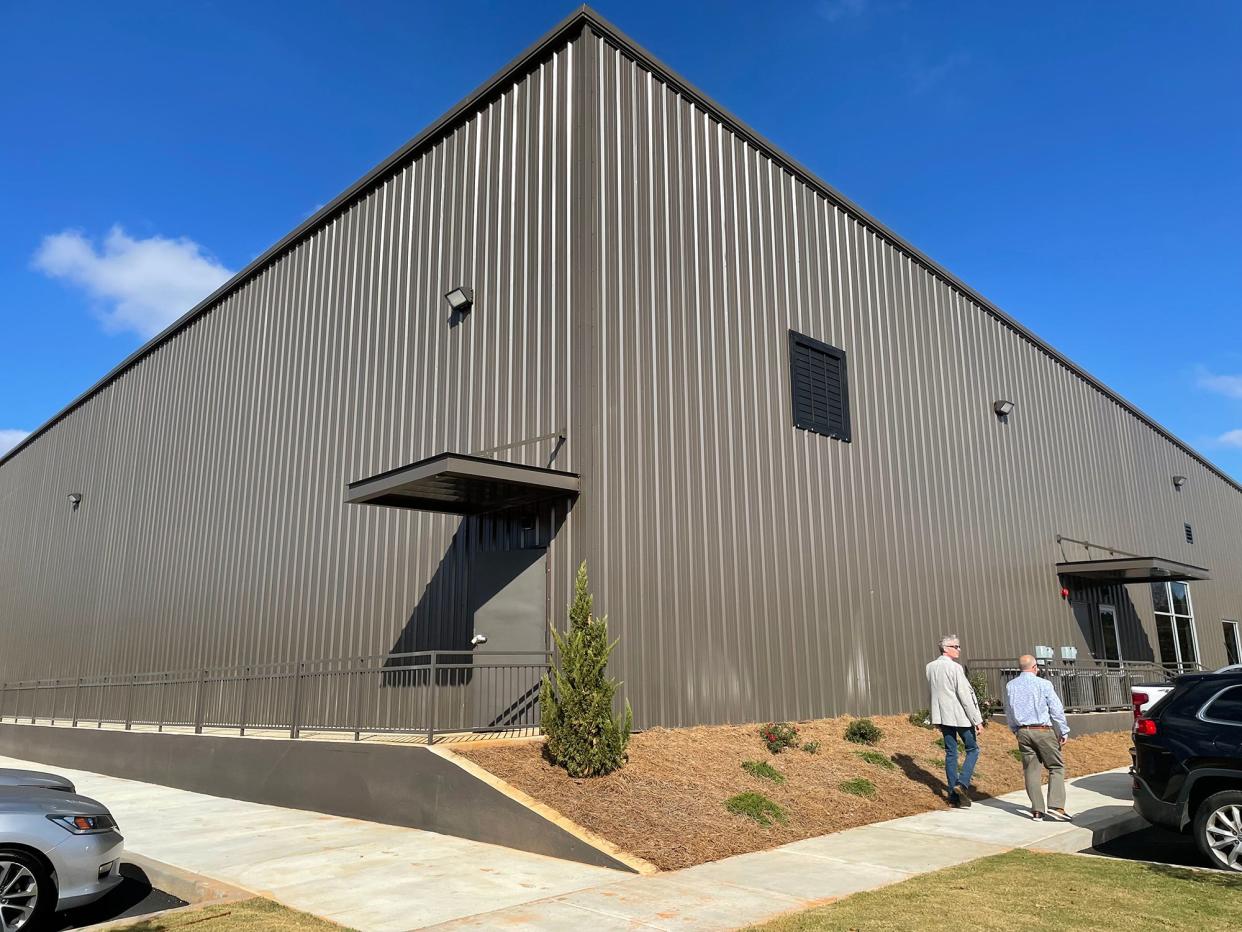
1172,475,1187,490
993,399,1015,418
444,286,473,314
67,493,82,511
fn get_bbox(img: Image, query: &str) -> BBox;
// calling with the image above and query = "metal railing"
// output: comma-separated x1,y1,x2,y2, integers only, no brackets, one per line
967,658,1202,714
0,650,550,743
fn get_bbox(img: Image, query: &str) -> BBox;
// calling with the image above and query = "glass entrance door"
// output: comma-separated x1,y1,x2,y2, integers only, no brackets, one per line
1097,604,1122,663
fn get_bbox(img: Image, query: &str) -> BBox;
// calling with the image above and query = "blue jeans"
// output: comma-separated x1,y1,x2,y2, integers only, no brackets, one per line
940,724,979,794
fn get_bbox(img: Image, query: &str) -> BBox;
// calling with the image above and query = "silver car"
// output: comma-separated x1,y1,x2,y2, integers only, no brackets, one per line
0,773,124,930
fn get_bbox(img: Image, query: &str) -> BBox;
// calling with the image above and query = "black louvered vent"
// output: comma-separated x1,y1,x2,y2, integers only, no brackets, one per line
1185,523,1194,544
789,330,851,442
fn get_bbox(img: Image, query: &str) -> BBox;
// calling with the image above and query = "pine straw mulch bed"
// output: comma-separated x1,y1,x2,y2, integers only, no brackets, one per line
455,715,1133,871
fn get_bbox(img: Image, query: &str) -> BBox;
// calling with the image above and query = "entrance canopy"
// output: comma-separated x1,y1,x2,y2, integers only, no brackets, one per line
345,452,579,516
1056,556,1211,584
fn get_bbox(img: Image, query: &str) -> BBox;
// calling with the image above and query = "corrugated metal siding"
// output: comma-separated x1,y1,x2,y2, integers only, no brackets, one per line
582,35,1242,727
4,17,1242,733
0,37,582,688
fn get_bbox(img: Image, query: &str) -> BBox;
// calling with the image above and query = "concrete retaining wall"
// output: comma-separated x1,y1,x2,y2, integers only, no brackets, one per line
993,710,1132,736
0,724,632,872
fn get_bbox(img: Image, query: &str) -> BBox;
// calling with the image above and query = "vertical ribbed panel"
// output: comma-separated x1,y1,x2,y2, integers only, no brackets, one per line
584,35,1242,726
0,37,581,691
4,22,1242,732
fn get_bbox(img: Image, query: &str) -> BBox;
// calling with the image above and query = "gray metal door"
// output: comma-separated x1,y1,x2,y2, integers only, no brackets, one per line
468,548,547,729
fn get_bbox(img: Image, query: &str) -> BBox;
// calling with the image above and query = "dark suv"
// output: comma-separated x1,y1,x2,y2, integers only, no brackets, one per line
1132,670,1242,871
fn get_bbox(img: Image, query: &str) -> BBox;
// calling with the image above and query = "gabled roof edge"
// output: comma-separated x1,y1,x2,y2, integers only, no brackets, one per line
0,5,594,470
4,5,1238,498
572,6,1240,495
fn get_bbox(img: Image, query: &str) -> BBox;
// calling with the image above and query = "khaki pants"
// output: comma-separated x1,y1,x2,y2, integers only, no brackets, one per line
1016,727,1065,813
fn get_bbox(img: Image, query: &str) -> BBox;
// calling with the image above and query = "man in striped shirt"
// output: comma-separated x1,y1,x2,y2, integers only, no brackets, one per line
1005,655,1072,821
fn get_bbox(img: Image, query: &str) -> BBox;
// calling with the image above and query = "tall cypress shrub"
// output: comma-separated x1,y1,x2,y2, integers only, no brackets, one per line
539,561,633,776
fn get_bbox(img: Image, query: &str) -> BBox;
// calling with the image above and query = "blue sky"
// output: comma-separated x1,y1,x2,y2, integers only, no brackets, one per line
3,1,1241,476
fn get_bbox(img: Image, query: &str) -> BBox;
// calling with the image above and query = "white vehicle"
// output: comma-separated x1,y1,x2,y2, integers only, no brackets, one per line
0,772,124,930
1131,663,1242,721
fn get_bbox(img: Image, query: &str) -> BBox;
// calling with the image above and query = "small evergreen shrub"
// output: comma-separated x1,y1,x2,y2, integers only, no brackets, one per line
801,740,821,755
907,709,933,729
935,735,967,751
539,562,633,777
844,718,884,746
742,760,785,784
856,750,895,770
840,778,876,798
725,792,787,826
1010,747,1024,762
759,722,800,754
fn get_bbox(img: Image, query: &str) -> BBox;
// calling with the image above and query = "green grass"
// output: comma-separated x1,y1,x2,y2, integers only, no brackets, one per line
725,791,788,826
855,750,895,770
934,735,966,751
747,849,1242,931
742,759,786,784
116,898,349,930
839,778,876,798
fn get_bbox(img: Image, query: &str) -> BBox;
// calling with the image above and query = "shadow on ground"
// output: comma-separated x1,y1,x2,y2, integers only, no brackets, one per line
1093,824,1219,872
50,863,187,930
1071,772,1133,801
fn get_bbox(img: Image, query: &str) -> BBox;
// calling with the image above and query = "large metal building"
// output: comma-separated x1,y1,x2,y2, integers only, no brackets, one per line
3,7,1241,733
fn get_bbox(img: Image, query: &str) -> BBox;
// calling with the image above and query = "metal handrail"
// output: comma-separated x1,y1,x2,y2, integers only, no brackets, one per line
0,650,551,744
966,657,1204,714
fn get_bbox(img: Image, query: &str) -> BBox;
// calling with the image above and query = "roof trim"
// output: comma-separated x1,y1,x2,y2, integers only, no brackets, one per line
4,6,1240,497
0,5,590,471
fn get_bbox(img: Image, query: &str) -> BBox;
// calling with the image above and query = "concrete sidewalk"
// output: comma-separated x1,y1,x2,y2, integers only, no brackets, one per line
0,753,617,930
0,750,1140,931
432,769,1141,931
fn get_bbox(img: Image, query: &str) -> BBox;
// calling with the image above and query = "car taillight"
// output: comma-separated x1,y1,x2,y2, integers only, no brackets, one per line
1132,692,1149,720
1135,717,1157,736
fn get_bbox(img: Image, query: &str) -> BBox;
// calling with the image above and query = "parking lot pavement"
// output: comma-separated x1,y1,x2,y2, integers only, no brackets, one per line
1093,823,1218,871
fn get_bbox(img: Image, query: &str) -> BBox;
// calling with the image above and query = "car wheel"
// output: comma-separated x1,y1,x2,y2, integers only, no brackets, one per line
0,848,53,931
1193,790,1242,872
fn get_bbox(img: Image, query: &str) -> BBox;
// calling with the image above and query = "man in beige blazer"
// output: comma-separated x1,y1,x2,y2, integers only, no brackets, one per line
926,634,984,807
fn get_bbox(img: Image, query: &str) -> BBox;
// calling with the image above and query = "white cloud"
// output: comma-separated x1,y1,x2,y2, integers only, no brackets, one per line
0,429,31,456
1217,430,1242,448
33,226,232,338
1197,370,1242,400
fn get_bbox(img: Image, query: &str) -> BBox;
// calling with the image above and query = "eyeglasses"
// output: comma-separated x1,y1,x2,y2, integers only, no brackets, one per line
946,644,961,650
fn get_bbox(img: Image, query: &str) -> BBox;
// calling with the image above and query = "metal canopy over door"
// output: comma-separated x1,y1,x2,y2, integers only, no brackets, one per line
467,548,548,731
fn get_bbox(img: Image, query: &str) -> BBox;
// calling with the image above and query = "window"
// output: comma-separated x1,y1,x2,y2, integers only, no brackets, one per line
1152,581,1198,669
1202,685,1242,725
1225,621,1241,667
789,330,851,442
1184,523,1194,544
